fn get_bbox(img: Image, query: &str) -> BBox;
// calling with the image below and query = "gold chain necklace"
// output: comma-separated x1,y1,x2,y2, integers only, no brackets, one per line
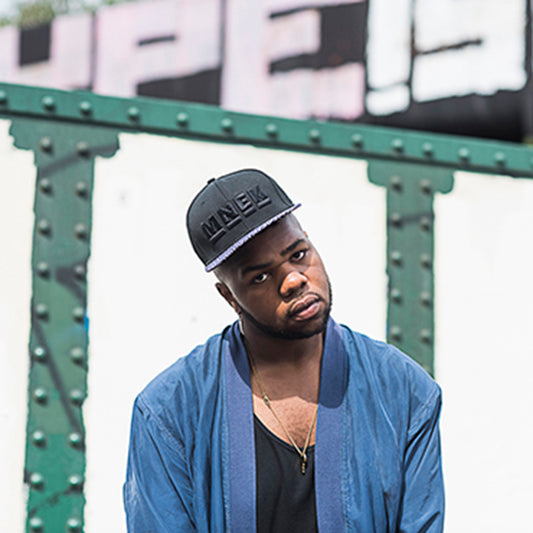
247,350,319,475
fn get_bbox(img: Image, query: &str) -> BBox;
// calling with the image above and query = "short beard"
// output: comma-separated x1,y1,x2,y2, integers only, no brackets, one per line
238,278,332,340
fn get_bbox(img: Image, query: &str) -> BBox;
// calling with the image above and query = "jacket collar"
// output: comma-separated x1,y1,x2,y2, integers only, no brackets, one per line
224,317,346,532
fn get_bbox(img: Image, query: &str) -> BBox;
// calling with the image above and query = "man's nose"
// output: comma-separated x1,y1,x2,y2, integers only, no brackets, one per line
279,268,307,299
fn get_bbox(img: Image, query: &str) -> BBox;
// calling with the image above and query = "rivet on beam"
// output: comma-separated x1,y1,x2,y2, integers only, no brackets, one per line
391,138,404,153
221,118,233,133
420,253,432,269
73,264,86,280
70,347,85,364
127,106,140,121
419,179,432,194
390,251,403,266
29,472,44,489
420,329,432,344
419,216,431,231
33,388,48,403
41,96,55,111
75,181,89,197
70,389,85,405
38,178,52,193
420,291,432,306
390,288,402,303
68,474,83,490
72,307,85,323
422,142,434,157
36,261,50,278
35,304,49,320
76,141,90,157
74,223,88,239
389,175,402,191
39,137,53,153
351,133,363,149
79,101,92,116
265,123,278,139
28,517,44,531
37,219,51,235
68,432,83,448
390,326,402,341
390,213,403,227
32,430,46,446
309,129,321,143
176,112,189,127
33,346,46,362
67,518,82,531
458,147,470,162
494,151,506,166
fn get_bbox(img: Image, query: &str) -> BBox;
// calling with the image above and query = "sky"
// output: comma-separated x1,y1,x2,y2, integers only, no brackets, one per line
0,0,16,18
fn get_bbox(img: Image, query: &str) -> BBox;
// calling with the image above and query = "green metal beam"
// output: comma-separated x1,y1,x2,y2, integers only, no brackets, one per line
9,117,119,532
368,161,454,375
2,82,533,178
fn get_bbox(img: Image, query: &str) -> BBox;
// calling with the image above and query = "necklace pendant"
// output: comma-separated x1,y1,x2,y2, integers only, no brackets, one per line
301,453,307,475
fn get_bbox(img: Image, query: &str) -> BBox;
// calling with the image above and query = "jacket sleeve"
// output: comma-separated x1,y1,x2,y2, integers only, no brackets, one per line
123,396,196,532
398,386,445,533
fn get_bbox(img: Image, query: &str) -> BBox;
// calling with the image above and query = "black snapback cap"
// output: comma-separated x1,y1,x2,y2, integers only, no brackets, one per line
187,168,301,271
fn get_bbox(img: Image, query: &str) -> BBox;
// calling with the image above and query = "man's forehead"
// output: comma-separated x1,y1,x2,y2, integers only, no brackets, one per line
228,216,305,268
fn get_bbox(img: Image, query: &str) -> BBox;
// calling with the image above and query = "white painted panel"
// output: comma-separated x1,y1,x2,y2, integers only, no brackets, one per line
269,62,365,120
415,0,524,52
435,171,533,532
95,0,221,97
221,0,270,114
0,25,17,79
0,119,36,533
223,1,366,119
85,134,386,532
413,0,526,100
366,84,410,116
50,12,93,89
366,0,411,88
311,63,365,119
267,9,320,62
5,13,92,90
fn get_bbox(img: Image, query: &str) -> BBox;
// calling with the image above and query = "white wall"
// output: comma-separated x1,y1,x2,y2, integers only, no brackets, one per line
0,119,35,533
435,171,533,533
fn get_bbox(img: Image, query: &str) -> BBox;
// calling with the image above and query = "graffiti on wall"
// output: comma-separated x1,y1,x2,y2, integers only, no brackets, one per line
0,0,529,138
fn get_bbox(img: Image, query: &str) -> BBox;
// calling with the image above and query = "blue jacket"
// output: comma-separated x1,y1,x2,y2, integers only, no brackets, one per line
124,318,444,532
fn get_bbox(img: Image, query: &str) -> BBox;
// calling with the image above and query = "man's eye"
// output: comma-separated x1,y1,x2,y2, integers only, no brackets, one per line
292,249,307,261
253,273,268,284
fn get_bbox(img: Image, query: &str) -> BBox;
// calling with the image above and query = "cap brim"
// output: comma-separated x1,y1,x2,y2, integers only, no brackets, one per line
205,203,301,272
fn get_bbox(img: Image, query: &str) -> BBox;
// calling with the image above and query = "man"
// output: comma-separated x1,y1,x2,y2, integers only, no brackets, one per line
124,168,444,532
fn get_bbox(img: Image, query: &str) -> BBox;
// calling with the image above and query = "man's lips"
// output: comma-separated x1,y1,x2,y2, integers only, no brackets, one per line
289,294,321,320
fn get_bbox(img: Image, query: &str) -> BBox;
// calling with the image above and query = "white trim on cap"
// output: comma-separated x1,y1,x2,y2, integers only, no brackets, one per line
205,203,302,272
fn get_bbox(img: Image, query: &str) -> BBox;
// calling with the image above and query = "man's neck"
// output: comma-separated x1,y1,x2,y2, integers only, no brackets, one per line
242,324,324,370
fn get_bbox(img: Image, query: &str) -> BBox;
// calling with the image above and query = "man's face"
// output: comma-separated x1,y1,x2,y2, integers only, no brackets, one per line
215,215,332,340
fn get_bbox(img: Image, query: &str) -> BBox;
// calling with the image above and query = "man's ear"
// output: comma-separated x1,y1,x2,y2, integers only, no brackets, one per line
215,282,241,314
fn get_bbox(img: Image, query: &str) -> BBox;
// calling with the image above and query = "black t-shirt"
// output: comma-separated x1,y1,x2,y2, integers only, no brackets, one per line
254,415,318,533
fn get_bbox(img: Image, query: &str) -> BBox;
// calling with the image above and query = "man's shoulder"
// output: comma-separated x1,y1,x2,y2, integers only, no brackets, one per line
137,325,230,418
337,323,440,403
